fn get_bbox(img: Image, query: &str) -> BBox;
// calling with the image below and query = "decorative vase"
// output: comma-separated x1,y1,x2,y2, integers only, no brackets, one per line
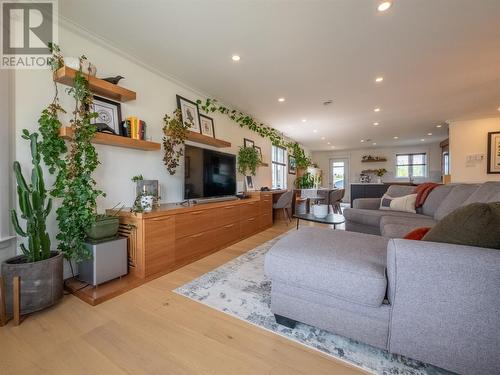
377,177,382,184
141,195,154,212
85,216,119,241
1,252,63,315
313,204,328,219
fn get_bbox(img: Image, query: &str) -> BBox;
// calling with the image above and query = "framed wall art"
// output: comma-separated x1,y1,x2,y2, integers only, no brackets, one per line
199,114,215,138
487,131,500,174
92,96,122,134
176,95,200,133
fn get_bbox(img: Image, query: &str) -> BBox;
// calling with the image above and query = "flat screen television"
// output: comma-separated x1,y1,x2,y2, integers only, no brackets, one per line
184,145,237,199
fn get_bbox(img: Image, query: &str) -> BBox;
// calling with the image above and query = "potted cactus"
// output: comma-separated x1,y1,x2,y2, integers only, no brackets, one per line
1,131,63,315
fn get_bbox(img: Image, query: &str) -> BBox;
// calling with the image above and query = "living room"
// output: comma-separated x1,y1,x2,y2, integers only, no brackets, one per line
0,1,499,374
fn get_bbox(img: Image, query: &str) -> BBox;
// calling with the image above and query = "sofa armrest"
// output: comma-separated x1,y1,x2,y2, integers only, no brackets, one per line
352,198,381,210
386,239,500,374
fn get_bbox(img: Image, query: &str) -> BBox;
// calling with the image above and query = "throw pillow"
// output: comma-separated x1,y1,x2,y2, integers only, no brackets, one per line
404,227,431,240
422,202,500,249
380,193,417,213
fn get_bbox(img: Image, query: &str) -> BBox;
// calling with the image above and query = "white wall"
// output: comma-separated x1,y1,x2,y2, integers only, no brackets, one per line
312,143,442,200
0,70,16,267
449,117,500,183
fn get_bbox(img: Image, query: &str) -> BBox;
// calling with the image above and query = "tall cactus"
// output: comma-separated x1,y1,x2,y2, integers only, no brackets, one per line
10,130,52,262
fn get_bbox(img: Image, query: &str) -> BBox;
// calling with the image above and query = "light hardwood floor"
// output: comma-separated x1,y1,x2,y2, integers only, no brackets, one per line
0,220,365,375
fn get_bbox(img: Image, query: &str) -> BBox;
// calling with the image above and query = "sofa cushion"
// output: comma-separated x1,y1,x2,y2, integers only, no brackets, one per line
344,207,432,229
380,215,437,238
265,227,389,307
462,181,500,205
433,184,480,221
421,184,455,217
386,185,416,197
423,202,500,249
380,193,417,213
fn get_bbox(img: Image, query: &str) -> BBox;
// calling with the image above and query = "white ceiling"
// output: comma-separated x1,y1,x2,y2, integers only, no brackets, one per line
60,0,500,151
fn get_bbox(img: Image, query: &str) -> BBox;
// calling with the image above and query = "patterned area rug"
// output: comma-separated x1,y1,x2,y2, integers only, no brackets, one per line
174,235,453,375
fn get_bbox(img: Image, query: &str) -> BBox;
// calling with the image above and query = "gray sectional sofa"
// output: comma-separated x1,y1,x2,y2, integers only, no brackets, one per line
265,182,500,375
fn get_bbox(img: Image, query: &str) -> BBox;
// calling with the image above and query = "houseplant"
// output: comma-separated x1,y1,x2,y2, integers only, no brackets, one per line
1,131,63,314
375,168,387,183
296,172,315,189
162,109,190,175
237,146,260,176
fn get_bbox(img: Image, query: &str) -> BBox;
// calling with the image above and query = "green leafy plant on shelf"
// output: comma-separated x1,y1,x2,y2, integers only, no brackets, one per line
237,146,260,176
162,109,190,175
37,45,104,262
10,131,53,263
296,172,315,189
375,168,387,177
197,98,311,168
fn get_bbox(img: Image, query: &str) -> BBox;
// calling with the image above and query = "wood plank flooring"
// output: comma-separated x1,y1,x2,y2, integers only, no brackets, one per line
0,220,364,375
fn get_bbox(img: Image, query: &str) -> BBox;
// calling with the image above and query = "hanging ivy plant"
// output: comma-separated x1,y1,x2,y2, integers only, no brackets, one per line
162,109,190,175
37,45,105,262
197,98,312,168
237,146,260,176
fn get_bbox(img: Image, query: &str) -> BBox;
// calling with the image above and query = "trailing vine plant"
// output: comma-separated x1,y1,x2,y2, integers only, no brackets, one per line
162,109,190,175
37,45,104,262
197,98,312,168
237,146,260,176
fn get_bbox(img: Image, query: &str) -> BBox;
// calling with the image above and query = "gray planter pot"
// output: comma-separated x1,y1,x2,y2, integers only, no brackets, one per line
1,251,63,315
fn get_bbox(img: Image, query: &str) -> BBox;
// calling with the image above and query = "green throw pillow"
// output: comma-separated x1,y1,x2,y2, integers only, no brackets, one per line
422,202,500,249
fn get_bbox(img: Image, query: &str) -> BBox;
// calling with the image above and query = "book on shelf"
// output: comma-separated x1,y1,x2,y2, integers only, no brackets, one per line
120,116,147,140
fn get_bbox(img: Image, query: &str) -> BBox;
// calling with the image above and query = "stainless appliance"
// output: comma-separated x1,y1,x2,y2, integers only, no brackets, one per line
78,237,128,286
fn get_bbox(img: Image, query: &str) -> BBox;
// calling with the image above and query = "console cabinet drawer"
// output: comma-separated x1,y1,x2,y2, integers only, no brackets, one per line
240,216,259,238
240,201,259,218
216,204,241,226
259,212,273,229
214,222,241,248
176,209,217,239
175,228,218,265
144,216,175,276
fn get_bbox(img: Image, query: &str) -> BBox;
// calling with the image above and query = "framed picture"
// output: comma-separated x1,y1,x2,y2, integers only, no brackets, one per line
245,175,255,191
288,155,297,174
487,131,500,174
92,96,122,134
176,95,200,133
254,146,263,161
199,114,215,138
244,138,254,148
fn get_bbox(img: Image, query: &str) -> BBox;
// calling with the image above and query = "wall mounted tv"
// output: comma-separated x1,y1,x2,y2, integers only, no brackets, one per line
184,145,237,200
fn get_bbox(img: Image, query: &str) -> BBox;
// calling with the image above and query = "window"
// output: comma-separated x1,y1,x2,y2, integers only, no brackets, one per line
272,145,287,189
396,153,427,178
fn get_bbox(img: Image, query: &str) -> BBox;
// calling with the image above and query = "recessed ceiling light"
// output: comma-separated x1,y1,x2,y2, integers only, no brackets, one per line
421,139,425,142
313,129,318,133
373,122,379,126
361,139,365,143
436,124,442,128
231,55,240,62
427,133,433,136
372,142,377,146
393,136,399,139
301,118,307,122
375,77,384,83
377,1,392,12
278,97,285,102
374,107,381,112
321,136,325,140
327,142,331,145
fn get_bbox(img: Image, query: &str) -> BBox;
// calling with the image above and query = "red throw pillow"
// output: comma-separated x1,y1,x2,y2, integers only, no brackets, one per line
404,227,431,240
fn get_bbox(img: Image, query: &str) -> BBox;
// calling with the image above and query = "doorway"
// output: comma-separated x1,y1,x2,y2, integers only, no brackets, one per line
329,158,349,202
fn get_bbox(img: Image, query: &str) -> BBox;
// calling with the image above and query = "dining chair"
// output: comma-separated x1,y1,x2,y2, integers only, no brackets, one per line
329,189,345,214
273,190,293,222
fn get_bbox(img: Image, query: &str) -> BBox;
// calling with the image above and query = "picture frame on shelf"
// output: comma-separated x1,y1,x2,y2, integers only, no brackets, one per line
288,155,297,174
244,138,254,148
92,96,122,134
176,95,201,133
245,175,255,191
254,146,263,161
487,131,500,174
199,114,215,138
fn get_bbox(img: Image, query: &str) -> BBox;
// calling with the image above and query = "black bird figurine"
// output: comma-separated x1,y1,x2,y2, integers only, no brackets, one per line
101,75,125,85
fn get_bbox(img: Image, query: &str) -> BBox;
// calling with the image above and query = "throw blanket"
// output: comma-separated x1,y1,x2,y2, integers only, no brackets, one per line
415,183,441,208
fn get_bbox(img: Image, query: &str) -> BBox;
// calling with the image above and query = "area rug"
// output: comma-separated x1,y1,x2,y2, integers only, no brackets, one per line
174,235,453,375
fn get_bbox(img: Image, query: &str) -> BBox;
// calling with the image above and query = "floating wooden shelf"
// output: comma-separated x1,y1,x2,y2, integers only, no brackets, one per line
59,127,161,151
54,66,136,102
184,131,231,148
361,158,387,163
